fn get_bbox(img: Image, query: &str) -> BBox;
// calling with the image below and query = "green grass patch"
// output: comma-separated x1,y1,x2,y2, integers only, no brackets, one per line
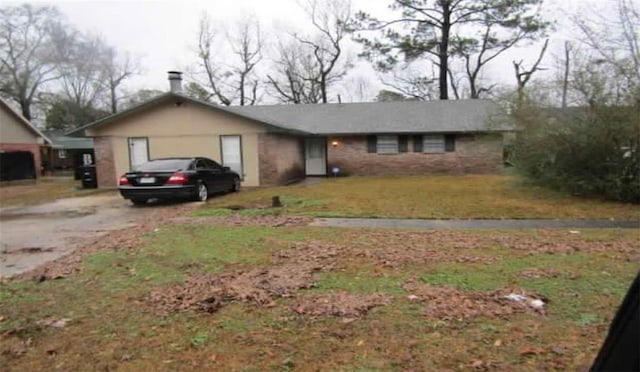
1,226,638,371
200,175,640,220
420,252,637,323
313,270,407,295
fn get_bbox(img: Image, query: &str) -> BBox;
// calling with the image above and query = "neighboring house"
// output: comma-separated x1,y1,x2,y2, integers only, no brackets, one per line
43,130,95,178
0,97,51,181
71,72,512,188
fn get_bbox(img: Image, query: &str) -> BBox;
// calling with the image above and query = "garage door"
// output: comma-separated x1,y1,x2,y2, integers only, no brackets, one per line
0,151,35,181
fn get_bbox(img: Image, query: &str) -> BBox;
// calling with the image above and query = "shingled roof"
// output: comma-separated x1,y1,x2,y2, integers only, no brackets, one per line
0,97,52,144
229,99,510,134
70,92,512,136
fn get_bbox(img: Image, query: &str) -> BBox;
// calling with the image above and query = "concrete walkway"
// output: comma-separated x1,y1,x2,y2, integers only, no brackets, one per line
310,218,640,229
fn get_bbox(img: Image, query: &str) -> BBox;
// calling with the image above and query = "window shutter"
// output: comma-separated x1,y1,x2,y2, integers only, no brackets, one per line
367,135,377,153
413,135,423,152
445,134,456,152
398,135,408,152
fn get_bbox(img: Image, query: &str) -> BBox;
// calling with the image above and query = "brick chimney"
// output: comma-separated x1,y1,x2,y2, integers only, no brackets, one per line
168,71,182,93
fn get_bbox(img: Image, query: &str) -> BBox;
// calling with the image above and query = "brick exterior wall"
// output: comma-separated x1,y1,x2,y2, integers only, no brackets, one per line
94,136,117,188
0,143,42,177
327,133,504,175
258,133,305,185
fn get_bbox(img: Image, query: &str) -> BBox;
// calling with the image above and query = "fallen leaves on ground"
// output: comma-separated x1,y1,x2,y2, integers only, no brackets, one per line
490,231,639,257
147,241,344,315
290,292,391,317
403,279,547,320
171,215,313,227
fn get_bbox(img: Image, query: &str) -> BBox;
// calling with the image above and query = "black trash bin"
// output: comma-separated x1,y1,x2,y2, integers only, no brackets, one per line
80,165,98,189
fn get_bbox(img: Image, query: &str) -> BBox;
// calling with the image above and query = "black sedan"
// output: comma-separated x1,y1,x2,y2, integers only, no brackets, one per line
118,157,240,205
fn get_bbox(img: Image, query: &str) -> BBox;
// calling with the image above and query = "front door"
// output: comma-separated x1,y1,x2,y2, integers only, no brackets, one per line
128,137,148,170
305,137,326,176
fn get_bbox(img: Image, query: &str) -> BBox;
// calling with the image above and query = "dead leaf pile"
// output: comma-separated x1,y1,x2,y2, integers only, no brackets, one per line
171,215,312,227
354,246,499,268
403,279,547,320
344,230,489,251
491,232,640,257
148,240,344,315
290,292,391,317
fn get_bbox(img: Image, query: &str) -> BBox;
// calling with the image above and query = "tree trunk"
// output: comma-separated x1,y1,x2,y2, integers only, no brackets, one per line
110,85,117,113
561,41,571,108
320,74,327,103
438,2,451,100
20,100,31,121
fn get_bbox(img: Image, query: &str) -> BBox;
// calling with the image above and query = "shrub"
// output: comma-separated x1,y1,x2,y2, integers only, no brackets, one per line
513,103,639,203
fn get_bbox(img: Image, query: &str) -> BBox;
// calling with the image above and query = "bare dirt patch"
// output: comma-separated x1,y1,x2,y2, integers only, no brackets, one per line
148,241,345,315
15,203,196,281
290,292,391,318
403,279,547,320
172,215,313,227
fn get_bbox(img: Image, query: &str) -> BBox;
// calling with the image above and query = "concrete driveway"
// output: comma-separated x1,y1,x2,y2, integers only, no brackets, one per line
0,193,192,278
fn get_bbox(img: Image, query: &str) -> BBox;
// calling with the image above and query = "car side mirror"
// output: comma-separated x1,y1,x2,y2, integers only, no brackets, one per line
222,166,230,171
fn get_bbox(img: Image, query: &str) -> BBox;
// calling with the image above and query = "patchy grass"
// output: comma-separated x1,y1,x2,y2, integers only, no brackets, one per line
201,175,640,220
0,177,109,208
1,225,638,371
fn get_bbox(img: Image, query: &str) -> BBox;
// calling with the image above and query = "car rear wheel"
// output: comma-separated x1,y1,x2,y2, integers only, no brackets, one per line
231,177,241,193
131,198,147,206
194,181,208,202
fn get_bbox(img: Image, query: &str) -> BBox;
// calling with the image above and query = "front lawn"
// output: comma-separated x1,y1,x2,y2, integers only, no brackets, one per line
202,175,640,220
1,223,638,370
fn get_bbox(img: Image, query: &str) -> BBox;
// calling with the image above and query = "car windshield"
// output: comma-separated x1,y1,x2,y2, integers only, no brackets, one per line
134,159,192,172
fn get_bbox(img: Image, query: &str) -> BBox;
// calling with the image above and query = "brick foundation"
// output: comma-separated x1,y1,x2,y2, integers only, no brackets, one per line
327,134,503,176
0,143,43,177
94,136,117,188
258,133,305,185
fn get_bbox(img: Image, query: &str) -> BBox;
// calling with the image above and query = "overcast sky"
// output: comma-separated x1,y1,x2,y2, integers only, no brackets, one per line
6,0,628,101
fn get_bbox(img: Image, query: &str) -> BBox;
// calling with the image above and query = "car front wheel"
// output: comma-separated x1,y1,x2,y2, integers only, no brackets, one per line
194,181,208,202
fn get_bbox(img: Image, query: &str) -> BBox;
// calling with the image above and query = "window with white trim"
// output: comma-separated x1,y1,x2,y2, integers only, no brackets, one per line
376,135,398,154
423,134,445,153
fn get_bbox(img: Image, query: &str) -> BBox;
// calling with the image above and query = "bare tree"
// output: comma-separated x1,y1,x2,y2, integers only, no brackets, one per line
513,39,549,104
0,4,60,120
103,48,138,113
227,17,262,105
196,14,232,105
266,40,323,103
193,14,263,106
452,4,547,99
51,29,109,109
379,64,438,100
558,41,573,108
297,0,352,103
571,0,640,105
265,0,352,104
